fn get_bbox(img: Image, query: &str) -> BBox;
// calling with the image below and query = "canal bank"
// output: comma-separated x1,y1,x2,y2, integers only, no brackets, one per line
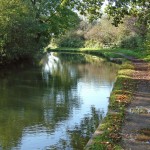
48,48,150,149
84,57,150,149
85,60,135,150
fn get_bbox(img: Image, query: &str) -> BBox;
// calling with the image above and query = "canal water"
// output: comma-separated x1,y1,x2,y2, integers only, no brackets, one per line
0,53,119,150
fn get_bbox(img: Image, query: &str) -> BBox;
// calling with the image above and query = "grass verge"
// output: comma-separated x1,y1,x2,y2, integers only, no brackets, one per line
47,47,149,149
85,61,136,150
47,47,150,62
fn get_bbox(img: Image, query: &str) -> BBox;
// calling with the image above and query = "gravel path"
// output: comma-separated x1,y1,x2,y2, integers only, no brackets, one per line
121,60,150,150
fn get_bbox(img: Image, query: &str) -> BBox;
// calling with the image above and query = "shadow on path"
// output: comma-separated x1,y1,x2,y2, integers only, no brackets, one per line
121,59,150,150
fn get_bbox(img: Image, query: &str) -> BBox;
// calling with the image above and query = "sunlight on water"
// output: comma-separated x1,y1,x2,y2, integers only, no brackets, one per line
42,52,61,82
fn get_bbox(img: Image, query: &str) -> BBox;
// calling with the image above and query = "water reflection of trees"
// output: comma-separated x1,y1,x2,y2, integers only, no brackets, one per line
58,53,119,85
68,106,104,150
48,106,104,150
0,56,82,149
0,53,119,149
42,59,82,124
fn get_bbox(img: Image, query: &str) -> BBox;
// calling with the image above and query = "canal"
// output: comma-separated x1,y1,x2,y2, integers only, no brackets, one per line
0,53,119,150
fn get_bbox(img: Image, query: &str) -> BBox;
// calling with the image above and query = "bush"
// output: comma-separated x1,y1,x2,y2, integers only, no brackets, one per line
119,35,144,49
84,40,102,48
54,32,85,48
0,0,39,64
83,18,127,48
52,16,148,50
145,31,150,50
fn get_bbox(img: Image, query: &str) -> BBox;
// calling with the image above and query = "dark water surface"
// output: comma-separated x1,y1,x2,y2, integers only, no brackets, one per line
0,53,119,150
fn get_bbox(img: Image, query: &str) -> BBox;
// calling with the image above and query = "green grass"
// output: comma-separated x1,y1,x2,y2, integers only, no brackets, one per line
48,47,102,51
144,54,150,61
118,69,134,76
47,47,150,62
85,62,136,150
120,61,134,69
47,46,149,149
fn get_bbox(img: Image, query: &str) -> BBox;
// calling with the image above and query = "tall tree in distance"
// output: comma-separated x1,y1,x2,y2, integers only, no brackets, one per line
62,0,149,50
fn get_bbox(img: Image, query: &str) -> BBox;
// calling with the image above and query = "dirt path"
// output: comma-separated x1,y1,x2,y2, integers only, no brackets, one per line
121,60,150,150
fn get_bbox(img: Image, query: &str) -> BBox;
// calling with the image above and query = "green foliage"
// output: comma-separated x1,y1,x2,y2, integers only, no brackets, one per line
145,31,150,50
0,0,80,65
53,31,85,48
143,31,150,61
84,18,126,47
0,0,37,63
31,0,80,39
63,0,149,28
61,0,103,21
1,0,149,64
54,17,145,49
120,35,144,49
60,0,149,51
84,40,102,48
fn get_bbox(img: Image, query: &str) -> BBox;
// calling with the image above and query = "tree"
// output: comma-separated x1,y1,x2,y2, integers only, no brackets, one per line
0,0,80,64
62,0,150,28
28,0,80,44
61,0,104,22
105,0,150,27
62,0,149,50
0,0,37,62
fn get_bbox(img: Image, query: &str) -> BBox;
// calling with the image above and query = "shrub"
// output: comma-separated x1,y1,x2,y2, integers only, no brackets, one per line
119,35,144,49
54,32,85,48
0,0,39,64
145,31,150,50
84,40,102,48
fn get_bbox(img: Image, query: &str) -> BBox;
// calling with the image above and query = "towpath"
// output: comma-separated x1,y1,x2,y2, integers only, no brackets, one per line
121,59,150,150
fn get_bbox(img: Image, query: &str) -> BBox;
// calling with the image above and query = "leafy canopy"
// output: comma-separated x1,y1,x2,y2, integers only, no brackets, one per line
0,0,80,63
61,0,150,27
